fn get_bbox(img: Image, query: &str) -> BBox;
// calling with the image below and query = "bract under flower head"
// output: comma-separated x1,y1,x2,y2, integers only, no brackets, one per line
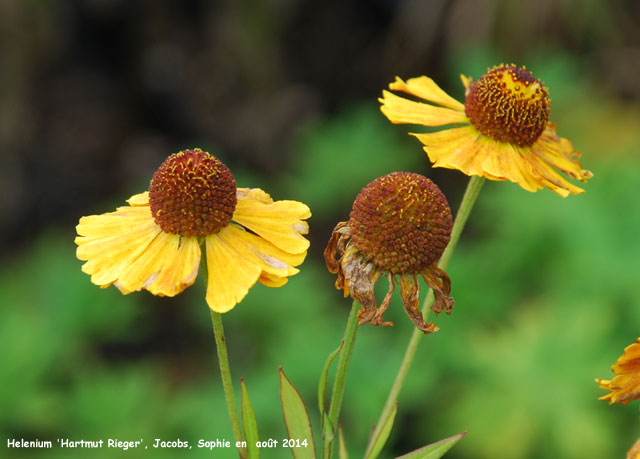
465,65,550,147
149,148,237,237
348,172,452,274
324,172,454,334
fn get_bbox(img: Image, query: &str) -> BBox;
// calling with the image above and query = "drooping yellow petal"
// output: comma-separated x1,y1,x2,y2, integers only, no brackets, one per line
413,126,509,180
75,205,162,288
389,76,466,111
597,338,640,405
205,232,262,313
379,90,469,127
257,272,289,288
413,126,480,175
488,143,545,193
516,145,584,197
219,224,303,277
380,71,592,196
115,233,200,296
225,223,307,276
530,123,592,190
232,190,311,254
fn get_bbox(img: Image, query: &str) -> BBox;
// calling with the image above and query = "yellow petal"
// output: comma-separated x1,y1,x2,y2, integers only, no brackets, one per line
76,205,152,240
75,206,162,288
221,224,305,275
127,192,149,206
237,187,273,204
205,232,262,313
460,74,473,91
516,146,582,197
484,143,543,193
232,190,311,254
379,90,468,127
258,272,289,288
627,438,640,459
389,76,465,111
115,233,201,296
413,126,484,174
413,128,562,193
597,338,640,405
530,124,592,190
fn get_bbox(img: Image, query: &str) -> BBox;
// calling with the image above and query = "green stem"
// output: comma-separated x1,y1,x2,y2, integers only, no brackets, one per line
210,310,248,459
323,300,361,459
365,175,485,455
201,249,246,459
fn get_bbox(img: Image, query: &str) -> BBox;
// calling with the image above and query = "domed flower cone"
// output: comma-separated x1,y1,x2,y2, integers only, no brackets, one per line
324,172,453,333
75,148,311,313
379,65,592,197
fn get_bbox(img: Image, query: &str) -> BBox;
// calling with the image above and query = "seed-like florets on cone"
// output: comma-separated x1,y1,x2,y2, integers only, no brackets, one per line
465,65,550,147
149,148,237,237
348,172,452,274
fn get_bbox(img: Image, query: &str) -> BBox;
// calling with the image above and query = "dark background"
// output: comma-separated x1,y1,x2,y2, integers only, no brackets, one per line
2,1,640,458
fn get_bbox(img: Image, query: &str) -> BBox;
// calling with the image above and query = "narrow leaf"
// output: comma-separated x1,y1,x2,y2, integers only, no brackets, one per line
318,340,344,417
338,425,348,459
240,377,260,459
395,431,467,459
279,367,317,459
365,402,397,459
322,412,335,444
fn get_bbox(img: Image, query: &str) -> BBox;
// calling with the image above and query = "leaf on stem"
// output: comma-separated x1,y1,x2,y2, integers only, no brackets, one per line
279,367,317,459
322,412,335,446
365,402,397,459
395,431,467,459
240,377,260,459
318,340,344,417
338,425,348,459
318,340,344,443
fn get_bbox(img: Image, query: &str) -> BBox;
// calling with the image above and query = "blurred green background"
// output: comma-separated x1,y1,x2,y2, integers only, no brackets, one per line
2,0,640,458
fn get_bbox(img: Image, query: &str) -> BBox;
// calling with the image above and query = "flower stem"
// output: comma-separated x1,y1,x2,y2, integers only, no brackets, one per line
365,175,485,455
323,300,361,459
210,310,248,459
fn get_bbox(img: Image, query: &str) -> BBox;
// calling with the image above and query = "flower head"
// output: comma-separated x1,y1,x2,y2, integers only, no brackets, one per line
379,64,592,197
75,148,311,313
324,172,453,333
596,337,640,405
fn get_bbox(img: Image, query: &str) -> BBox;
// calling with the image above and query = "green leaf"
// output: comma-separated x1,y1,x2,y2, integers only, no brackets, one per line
395,431,467,459
318,340,344,418
279,367,317,459
241,377,260,459
338,425,348,459
322,412,335,445
365,402,397,459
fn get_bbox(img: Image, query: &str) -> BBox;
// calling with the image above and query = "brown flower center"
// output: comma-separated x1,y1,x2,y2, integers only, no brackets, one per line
464,65,550,147
149,149,237,237
348,172,452,274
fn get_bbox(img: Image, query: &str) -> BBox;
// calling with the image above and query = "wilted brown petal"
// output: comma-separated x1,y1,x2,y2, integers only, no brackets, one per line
423,264,454,315
399,274,438,334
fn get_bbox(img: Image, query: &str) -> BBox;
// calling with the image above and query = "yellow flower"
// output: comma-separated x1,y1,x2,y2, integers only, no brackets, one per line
596,338,640,405
75,148,311,313
324,172,453,333
628,439,640,459
379,64,593,197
